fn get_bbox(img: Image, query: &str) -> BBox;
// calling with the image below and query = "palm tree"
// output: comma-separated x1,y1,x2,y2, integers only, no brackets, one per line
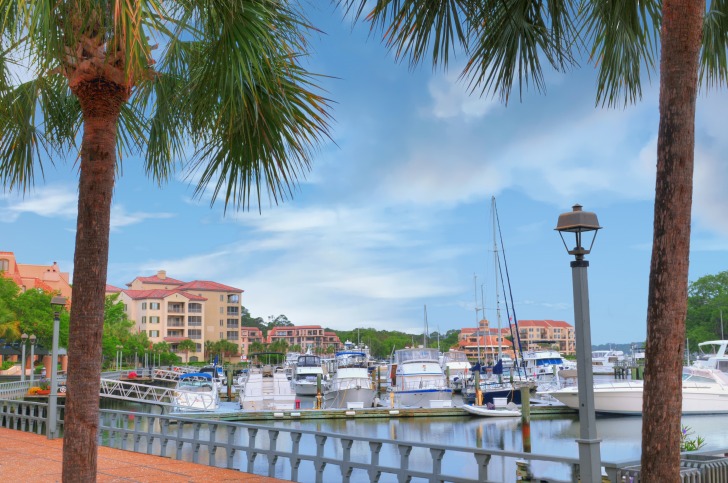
177,339,197,363
0,3,330,479
340,0,726,479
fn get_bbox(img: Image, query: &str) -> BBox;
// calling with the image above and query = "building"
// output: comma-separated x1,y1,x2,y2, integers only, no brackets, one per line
517,320,576,355
0,251,72,301
110,270,244,361
240,327,265,357
266,325,342,352
458,319,514,362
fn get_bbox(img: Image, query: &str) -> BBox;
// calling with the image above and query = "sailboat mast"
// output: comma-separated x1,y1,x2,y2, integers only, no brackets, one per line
492,197,503,361
474,274,481,363
424,305,429,348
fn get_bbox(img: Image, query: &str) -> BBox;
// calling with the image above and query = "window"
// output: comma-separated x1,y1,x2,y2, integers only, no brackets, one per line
219,307,224,314
227,331,238,341
227,318,239,329
195,343,202,352
141,302,147,310
149,330,160,337
227,294,240,304
0,259,8,272
150,302,160,310
188,316,202,326
219,332,224,340
188,329,202,340
141,316,147,324
189,303,202,313
220,319,224,327
226,307,239,316
150,316,160,324
220,295,224,302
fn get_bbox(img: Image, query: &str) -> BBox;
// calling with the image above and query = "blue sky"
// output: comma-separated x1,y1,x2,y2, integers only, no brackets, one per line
2,6,727,345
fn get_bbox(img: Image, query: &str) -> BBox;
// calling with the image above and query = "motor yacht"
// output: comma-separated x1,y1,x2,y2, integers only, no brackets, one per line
323,350,377,409
439,350,471,393
388,347,452,408
172,372,220,412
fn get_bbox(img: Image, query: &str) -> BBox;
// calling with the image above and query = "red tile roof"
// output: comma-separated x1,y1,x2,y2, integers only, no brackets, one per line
177,280,243,293
122,289,207,301
517,319,573,329
106,284,123,293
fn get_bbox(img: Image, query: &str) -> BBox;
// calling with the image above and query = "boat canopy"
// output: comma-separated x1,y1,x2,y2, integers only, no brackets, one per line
395,348,439,363
533,358,563,366
442,351,469,363
297,355,322,367
180,372,213,380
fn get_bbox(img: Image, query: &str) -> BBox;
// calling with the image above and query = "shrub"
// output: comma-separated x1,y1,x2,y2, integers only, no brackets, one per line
681,425,706,452
1,361,14,371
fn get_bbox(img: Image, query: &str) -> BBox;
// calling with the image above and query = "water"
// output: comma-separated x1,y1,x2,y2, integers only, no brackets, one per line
100,396,728,482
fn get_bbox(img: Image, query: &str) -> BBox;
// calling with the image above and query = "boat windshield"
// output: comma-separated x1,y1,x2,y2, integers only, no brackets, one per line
697,342,725,360
535,358,563,366
335,352,367,368
443,351,469,363
297,355,321,367
395,348,439,363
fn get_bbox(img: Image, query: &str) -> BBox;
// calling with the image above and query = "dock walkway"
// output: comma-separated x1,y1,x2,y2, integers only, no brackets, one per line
0,427,283,482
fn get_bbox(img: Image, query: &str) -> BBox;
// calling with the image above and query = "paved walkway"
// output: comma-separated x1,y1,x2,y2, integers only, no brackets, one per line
0,427,284,482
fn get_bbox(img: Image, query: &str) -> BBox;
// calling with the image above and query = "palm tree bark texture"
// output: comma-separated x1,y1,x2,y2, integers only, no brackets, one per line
65,79,129,480
641,0,704,481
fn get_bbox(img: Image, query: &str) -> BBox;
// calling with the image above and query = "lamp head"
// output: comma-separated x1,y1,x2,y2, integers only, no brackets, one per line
555,204,602,259
21,333,28,342
29,334,37,345
50,296,67,309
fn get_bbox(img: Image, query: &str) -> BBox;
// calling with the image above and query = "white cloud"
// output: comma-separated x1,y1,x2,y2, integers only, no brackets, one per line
427,72,499,119
111,205,175,230
0,185,77,222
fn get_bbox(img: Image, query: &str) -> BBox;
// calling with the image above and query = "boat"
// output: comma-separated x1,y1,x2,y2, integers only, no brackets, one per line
520,349,575,381
172,372,220,411
238,352,297,410
439,350,472,392
291,353,327,396
693,340,728,372
591,349,625,375
548,365,728,415
388,347,453,408
323,350,377,409
461,403,521,418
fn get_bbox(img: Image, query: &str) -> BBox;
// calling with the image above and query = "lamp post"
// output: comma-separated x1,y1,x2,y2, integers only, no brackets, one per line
29,334,37,385
116,345,123,371
48,296,67,439
20,333,28,382
555,204,603,483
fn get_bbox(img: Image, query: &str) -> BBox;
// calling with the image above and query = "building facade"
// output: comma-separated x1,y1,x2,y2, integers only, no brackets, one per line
266,325,342,352
0,251,72,301
516,319,576,355
458,319,514,362
109,270,244,361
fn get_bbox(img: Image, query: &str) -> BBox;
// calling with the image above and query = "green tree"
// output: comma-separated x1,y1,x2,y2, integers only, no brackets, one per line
177,339,197,363
248,341,266,356
0,3,330,478
686,271,728,344
341,1,726,477
0,276,21,340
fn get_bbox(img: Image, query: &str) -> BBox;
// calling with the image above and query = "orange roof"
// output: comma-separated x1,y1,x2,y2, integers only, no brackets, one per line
122,289,207,301
177,280,243,293
127,274,185,287
106,284,123,293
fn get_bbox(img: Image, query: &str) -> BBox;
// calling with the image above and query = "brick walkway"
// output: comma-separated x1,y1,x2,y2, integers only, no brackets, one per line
0,427,284,482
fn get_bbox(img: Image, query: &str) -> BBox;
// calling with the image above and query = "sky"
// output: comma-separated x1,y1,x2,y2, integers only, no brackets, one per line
2,6,727,345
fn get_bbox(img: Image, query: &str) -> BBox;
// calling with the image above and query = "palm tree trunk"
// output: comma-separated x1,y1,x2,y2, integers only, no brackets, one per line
63,81,127,482
641,1,704,480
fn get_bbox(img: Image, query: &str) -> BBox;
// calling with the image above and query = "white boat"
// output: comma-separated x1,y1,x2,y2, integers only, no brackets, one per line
292,353,327,396
591,349,625,375
548,366,728,415
520,349,575,380
173,372,220,412
693,340,728,372
323,350,377,409
239,353,297,410
388,347,452,408
439,350,472,393
461,403,521,418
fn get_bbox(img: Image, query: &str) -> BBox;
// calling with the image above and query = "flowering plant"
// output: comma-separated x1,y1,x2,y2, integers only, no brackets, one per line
38,378,51,391
681,425,706,452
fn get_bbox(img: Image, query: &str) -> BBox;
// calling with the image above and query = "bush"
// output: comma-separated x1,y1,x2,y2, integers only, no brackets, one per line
1,361,14,371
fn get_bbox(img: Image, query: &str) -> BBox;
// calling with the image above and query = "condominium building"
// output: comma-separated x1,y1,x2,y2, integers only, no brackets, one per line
110,270,243,361
240,327,265,356
266,325,342,352
517,319,576,355
458,319,514,362
0,251,72,301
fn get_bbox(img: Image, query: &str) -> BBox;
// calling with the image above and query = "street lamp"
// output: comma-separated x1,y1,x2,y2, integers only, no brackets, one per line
20,333,28,382
29,334,37,385
555,204,602,482
116,345,123,371
48,296,67,439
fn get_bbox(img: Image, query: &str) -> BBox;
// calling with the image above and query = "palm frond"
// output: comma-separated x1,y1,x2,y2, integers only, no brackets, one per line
581,0,662,107
464,0,579,103
700,0,728,89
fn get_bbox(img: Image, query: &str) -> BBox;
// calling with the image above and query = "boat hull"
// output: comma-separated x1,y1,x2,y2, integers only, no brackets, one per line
324,387,378,409
389,388,453,408
462,404,521,418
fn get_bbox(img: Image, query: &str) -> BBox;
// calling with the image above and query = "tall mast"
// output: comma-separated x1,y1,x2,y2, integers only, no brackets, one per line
492,196,503,361
424,304,429,348
474,274,481,363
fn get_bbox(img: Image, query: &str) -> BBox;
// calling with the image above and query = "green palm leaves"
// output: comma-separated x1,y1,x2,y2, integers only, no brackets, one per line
0,0,332,209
